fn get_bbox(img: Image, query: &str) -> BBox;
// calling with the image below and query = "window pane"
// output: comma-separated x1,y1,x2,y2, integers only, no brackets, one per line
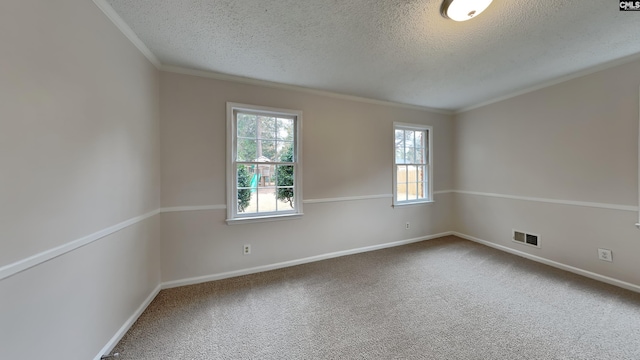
405,146,415,164
415,147,424,164
237,114,257,138
397,165,406,184
405,130,415,144
238,191,257,213
259,140,276,161
395,148,405,164
395,129,404,150
276,165,294,187
277,141,294,162
237,139,257,161
257,188,277,213
415,130,424,148
259,116,276,140
237,165,256,214
277,118,294,141
393,126,430,204
417,166,425,183
395,132,405,163
229,105,301,219
407,183,419,200
276,187,295,211
257,164,273,186
407,165,418,183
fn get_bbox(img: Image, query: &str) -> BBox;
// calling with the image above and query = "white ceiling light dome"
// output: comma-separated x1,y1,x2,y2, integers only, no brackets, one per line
441,0,494,21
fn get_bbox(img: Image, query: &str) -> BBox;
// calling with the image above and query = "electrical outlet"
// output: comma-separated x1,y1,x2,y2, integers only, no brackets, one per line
243,244,251,255
598,248,612,262
405,222,410,230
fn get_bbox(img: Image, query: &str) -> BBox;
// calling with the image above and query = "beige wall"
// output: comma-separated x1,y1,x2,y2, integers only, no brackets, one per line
160,72,454,283
454,59,640,286
0,0,161,359
1,218,160,360
5,0,640,357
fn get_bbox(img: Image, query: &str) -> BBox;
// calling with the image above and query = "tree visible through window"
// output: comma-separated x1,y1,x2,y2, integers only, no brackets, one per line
393,123,432,205
227,103,303,222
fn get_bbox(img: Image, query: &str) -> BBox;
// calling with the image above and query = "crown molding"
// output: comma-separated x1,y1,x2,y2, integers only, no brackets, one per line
92,0,445,114
160,65,453,116
91,0,161,69
91,0,640,116
457,51,640,114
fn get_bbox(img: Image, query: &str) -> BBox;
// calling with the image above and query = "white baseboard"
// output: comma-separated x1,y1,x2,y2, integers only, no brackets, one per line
453,232,640,294
161,231,454,289
93,283,162,360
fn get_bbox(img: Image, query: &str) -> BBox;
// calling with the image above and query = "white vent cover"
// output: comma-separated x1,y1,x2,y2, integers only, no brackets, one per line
512,229,540,248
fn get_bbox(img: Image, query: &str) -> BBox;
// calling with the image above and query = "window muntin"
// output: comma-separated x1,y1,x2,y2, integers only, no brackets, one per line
393,123,432,205
227,103,302,223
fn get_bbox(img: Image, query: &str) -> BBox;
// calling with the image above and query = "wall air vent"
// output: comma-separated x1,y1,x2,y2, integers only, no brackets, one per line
525,234,538,247
512,229,540,248
513,231,525,242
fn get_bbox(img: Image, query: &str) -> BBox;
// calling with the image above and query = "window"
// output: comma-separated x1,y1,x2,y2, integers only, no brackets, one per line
226,103,303,223
393,123,432,205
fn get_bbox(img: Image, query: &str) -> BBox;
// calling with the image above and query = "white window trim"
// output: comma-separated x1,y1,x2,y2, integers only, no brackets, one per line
392,122,433,207
226,102,303,224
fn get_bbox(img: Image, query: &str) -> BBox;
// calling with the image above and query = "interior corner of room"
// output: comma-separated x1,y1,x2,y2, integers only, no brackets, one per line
2,0,640,359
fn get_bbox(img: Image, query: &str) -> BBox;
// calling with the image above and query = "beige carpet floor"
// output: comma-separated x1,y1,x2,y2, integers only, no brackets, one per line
113,236,640,359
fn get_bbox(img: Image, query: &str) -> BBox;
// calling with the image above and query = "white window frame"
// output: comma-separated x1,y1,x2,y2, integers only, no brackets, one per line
393,122,433,206
226,102,303,224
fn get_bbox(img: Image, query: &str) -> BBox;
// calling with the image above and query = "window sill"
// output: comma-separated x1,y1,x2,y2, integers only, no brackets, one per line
392,200,434,208
226,213,304,225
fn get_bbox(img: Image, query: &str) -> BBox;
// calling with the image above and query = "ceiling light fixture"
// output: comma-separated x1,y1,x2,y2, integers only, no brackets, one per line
441,0,493,21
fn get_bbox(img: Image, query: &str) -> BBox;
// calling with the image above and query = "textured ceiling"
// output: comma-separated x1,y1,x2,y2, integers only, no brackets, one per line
105,0,640,111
